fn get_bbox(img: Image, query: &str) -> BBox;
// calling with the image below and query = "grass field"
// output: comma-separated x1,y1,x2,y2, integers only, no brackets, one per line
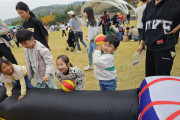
10,20,180,90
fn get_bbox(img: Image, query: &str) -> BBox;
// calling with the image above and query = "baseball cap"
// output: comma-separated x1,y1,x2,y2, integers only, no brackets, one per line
67,11,75,15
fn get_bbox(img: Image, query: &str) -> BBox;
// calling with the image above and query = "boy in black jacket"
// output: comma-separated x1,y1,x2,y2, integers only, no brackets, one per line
137,0,180,77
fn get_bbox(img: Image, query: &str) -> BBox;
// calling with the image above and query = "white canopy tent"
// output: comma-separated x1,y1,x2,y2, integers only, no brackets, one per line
81,0,136,17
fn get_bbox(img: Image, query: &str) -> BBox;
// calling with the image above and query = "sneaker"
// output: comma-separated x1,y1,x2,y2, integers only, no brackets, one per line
84,65,93,71
77,50,82,53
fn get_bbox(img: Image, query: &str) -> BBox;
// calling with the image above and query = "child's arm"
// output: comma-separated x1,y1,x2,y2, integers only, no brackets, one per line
5,83,13,97
55,71,63,82
74,68,84,90
18,77,26,100
93,50,114,69
39,47,55,81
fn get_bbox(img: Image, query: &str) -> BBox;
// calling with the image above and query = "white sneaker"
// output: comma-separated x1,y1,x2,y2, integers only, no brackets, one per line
84,65,93,71
77,50,82,53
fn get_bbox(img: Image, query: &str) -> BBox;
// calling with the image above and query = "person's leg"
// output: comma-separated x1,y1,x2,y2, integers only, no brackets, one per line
24,75,34,88
84,40,96,70
62,30,64,37
154,50,174,76
128,18,130,25
99,80,106,91
88,41,93,66
65,30,67,36
0,43,18,64
103,25,106,35
104,77,117,91
145,49,156,77
15,75,34,88
79,32,87,48
74,32,81,51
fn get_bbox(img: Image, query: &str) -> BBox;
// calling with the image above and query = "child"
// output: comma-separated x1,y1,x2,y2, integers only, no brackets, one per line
114,24,123,41
0,58,33,100
123,27,130,42
83,7,100,71
55,55,84,90
16,29,57,89
61,22,67,37
93,35,120,91
105,21,116,35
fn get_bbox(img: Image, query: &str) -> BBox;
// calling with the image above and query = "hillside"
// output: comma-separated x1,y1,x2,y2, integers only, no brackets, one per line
4,1,85,25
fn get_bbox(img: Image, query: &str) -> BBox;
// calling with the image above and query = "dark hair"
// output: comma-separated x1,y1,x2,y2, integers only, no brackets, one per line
141,0,148,2
126,27,130,30
16,29,33,43
113,14,118,18
104,11,107,14
104,35,120,48
57,55,73,67
115,23,119,28
0,58,12,73
16,2,36,18
83,7,97,27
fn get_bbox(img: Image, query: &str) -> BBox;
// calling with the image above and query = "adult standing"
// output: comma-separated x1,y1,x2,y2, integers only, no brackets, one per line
98,16,106,35
83,7,100,71
126,12,131,25
137,0,180,77
68,11,87,53
16,2,50,49
135,0,149,49
120,13,124,25
111,14,118,25
102,11,110,35
0,19,18,64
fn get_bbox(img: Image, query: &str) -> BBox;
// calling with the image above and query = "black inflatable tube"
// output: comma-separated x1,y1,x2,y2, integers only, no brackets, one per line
0,86,139,120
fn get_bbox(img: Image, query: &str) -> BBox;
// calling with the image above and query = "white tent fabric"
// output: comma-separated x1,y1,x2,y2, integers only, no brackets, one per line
81,0,136,16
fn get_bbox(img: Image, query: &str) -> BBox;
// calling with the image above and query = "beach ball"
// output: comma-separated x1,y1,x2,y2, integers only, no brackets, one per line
95,35,106,46
62,80,75,92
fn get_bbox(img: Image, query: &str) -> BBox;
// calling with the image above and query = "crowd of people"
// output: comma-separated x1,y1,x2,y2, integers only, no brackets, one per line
0,0,179,100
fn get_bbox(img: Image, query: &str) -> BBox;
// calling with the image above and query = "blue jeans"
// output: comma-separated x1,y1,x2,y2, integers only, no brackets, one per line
131,35,138,41
88,40,96,66
99,77,117,91
74,32,87,51
116,32,123,41
15,75,34,88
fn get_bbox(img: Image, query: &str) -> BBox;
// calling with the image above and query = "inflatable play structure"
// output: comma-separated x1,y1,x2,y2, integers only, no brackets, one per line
0,76,180,120
81,0,137,17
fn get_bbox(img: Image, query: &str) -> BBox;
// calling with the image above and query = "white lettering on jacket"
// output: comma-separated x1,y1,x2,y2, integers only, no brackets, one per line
145,19,173,34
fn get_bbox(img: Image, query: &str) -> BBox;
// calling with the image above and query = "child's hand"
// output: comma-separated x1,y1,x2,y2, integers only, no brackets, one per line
43,75,50,82
18,95,25,100
96,44,102,51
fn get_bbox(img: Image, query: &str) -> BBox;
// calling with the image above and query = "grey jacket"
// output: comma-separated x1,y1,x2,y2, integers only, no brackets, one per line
0,19,10,47
24,40,55,83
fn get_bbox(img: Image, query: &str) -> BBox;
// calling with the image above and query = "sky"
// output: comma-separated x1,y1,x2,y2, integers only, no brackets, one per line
0,0,88,20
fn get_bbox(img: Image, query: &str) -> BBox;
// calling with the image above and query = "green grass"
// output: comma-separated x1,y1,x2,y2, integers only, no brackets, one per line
11,20,180,90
